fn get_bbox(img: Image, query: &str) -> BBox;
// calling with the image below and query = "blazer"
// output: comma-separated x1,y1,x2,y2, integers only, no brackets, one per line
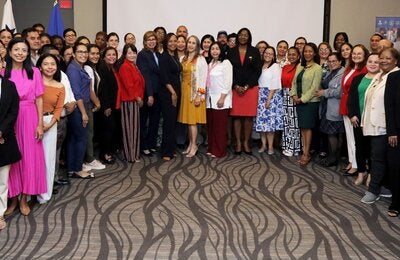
322,67,345,121
0,77,21,167
385,69,400,136
137,49,161,97
118,59,145,102
347,73,367,120
291,63,322,103
339,66,368,116
159,52,181,97
97,61,119,110
362,67,400,131
227,45,262,88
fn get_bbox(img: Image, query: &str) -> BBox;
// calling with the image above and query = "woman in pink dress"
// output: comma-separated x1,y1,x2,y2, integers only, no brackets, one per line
2,38,46,216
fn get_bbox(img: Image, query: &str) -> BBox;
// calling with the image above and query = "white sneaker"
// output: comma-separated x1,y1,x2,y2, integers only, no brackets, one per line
85,159,106,170
82,163,92,172
282,150,293,157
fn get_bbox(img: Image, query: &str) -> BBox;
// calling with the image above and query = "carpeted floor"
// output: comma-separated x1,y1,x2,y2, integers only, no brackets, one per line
1,147,400,259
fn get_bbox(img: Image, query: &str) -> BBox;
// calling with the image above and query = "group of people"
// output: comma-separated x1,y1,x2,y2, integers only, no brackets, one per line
1,23,400,231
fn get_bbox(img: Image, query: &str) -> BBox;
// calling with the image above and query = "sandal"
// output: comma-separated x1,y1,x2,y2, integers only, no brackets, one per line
0,216,6,230
102,154,115,164
388,209,399,217
72,171,95,179
299,154,311,166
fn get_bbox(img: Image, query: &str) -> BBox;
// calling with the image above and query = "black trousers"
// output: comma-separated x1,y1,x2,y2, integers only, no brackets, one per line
140,94,161,151
159,92,178,157
354,126,371,173
368,135,388,195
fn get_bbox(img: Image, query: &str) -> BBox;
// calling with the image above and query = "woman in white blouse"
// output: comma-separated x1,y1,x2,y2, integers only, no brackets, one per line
254,46,283,155
360,47,399,204
206,42,233,158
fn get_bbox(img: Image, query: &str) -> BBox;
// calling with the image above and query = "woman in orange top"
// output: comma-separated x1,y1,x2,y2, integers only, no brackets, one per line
36,53,65,204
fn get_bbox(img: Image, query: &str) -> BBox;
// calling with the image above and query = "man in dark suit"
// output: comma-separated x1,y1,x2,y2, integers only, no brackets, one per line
0,76,21,230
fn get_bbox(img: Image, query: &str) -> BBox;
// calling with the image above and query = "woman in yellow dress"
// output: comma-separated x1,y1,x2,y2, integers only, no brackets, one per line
178,35,208,157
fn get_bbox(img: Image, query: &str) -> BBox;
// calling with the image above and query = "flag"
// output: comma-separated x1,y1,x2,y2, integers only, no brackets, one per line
48,0,64,37
1,0,17,33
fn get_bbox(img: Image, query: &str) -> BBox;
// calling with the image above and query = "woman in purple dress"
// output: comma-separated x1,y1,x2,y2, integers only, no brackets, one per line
2,38,46,216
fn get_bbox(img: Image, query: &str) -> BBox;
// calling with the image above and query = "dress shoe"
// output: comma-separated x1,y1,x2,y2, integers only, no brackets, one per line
244,150,253,155
54,179,70,186
142,150,153,157
342,169,358,176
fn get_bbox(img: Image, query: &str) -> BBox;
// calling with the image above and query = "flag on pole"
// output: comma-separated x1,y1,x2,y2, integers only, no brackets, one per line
48,0,64,37
1,0,17,33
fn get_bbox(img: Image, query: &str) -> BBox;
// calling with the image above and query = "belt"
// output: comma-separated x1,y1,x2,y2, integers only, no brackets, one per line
43,112,54,116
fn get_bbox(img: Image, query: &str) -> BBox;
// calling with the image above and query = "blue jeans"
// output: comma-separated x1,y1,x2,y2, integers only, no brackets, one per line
66,108,88,172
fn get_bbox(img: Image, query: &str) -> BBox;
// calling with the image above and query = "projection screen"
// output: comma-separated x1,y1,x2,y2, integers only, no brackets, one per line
106,0,325,50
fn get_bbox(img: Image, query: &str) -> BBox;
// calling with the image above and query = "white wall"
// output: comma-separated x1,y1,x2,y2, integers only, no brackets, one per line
106,0,325,48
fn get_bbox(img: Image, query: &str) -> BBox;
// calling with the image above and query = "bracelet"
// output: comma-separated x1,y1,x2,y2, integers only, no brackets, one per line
244,85,249,91
197,87,206,95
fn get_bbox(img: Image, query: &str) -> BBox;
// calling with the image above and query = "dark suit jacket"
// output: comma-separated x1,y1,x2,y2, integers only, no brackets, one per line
385,69,400,136
137,49,161,97
0,77,21,167
227,45,262,88
97,61,119,111
347,73,367,119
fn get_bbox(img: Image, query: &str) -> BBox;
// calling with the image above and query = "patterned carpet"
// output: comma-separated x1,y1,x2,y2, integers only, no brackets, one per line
1,147,400,259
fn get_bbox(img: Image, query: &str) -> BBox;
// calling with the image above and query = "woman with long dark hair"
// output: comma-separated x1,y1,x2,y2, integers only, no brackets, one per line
2,38,46,216
97,46,121,164
206,42,232,158
291,42,323,165
83,44,104,171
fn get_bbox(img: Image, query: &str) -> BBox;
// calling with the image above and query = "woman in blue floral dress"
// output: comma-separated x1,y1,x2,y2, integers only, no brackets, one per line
254,46,283,154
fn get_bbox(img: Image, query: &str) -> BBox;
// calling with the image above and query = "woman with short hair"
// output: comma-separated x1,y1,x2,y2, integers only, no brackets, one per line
118,44,145,162
228,28,262,155
36,53,65,204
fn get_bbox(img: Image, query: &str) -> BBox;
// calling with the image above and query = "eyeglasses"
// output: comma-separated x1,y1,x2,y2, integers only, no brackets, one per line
75,50,88,54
